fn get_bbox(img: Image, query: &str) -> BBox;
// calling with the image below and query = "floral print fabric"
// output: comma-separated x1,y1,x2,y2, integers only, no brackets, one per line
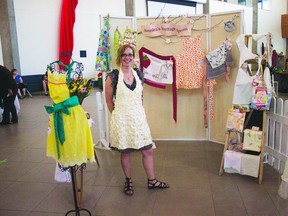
96,15,112,72
175,35,205,89
206,38,233,80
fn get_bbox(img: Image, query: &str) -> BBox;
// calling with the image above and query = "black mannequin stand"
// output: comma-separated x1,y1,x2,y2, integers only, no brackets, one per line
65,166,91,216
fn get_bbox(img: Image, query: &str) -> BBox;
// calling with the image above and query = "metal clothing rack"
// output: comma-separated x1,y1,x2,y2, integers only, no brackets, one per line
65,164,91,216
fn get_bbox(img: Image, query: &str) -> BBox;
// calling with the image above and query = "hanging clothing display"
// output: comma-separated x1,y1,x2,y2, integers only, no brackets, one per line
119,28,137,48
114,27,122,56
109,68,153,152
203,73,216,127
45,62,95,167
139,47,177,122
233,34,272,105
174,35,205,89
206,38,233,80
58,0,78,66
139,50,173,85
96,15,112,72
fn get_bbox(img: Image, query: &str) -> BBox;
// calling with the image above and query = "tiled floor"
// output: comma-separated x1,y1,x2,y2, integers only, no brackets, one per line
0,90,287,216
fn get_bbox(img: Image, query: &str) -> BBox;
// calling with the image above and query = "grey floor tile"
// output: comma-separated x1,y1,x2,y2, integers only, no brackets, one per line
9,148,46,163
214,204,248,216
204,141,224,151
92,149,119,167
166,140,206,152
163,151,207,169
0,146,26,159
34,184,105,214
17,163,56,183
161,166,209,189
211,185,244,206
0,210,30,216
152,141,168,152
0,181,13,192
153,187,214,216
93,186,156,216
0,182,56,211
29,212,64,216
84,166,117,186
265,185,288,216
41,157,57,164
238,185,280,216
0,161,38,181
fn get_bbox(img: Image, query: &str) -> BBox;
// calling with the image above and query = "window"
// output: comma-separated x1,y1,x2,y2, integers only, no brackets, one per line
258,0,272,10
146,0,197,16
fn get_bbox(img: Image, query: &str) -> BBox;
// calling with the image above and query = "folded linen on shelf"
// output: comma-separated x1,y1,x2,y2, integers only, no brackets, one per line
224,150,242,173
240,153,260,177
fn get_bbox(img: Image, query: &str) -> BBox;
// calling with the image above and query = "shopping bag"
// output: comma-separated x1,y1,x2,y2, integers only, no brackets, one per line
251,66,272,110
226,108,246,132
54,163,71,183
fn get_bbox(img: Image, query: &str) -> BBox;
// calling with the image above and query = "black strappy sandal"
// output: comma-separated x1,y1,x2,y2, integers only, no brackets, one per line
124,177,134,196
148,178,169,189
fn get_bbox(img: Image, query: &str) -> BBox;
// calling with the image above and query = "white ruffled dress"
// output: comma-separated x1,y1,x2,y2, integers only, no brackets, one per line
109,69,153,152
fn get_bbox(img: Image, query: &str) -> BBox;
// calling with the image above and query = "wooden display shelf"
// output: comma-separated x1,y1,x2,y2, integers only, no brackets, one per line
219,110,266,184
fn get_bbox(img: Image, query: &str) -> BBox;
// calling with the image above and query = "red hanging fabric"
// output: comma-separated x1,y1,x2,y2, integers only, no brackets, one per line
139,47,177,122
58,0,78,66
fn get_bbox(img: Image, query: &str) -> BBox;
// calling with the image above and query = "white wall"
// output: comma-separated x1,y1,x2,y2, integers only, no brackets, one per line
140,1,204,17
258,1,287,53
14,0,61,75
209,0,253,34
146,1,196,16
13,0,126,78
72,0,125,78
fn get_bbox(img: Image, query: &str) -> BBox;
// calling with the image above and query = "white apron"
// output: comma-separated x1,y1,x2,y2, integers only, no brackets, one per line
109,68,153,150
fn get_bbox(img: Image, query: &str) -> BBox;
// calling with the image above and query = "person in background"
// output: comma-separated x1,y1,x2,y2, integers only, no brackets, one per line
0,65,18,125
11,68,27,99
105,44,169,196
42,71,48,96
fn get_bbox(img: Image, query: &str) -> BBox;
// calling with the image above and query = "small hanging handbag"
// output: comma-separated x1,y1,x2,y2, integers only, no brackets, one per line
54,163,71,183
250,66,272,110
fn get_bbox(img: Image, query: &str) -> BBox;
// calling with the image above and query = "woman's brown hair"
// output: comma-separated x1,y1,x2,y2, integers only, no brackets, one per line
116,44,135,66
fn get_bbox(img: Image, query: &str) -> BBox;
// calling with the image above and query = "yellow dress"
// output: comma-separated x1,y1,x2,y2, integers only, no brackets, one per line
46,70,95,167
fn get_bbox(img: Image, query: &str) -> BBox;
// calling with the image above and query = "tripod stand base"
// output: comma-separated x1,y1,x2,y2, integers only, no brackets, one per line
65,208,92,216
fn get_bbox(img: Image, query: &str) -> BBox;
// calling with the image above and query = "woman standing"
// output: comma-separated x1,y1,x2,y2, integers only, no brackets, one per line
105,44,169,196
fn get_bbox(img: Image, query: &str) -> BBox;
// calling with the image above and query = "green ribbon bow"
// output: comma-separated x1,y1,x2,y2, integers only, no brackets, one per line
45,95,79,159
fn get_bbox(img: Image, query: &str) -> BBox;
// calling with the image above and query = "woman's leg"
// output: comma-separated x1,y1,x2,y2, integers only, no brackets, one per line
121,152,134,195
121,152,132,178
141,148,155,180
141,148,169,189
